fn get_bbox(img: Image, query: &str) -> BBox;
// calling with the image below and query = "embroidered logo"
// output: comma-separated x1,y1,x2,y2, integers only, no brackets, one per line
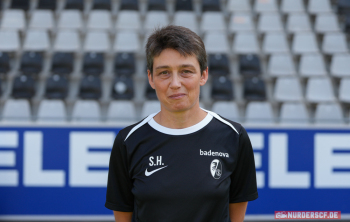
210,159,222,179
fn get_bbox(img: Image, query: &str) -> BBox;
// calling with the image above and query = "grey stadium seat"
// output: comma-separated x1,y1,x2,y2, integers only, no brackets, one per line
234,32,259,54
58,10,83,30
1,10,25,31
245,102,274,124
116,11,141,31
280,103,309,124
258,13,283,32
263,33,289,54
72,100,101,122
212,102,239,121
107,101,137,121
227,0,251,12
292,32,319,54
315,103,344,124
268,54,296,77
286,13,312,33
204,32,230,54
142,101,161,118
306,78,335,102
315,14,341,33
339,78,350,103
145,12,169,31
114,31,140,53
174,12,198,33
29,10,54,30
37,100,67,122
281,0,305,13
331,54,350,78
322,32,348,54
2,99,31,121
308,0,332,14
229,13,254,32
0,30,20,52
54,30,80,52
23,30,50,51
254,0,278,13
87,10,112,30
299,54,327,77
84,31,110,52
201,12,226,32
274,77,303,102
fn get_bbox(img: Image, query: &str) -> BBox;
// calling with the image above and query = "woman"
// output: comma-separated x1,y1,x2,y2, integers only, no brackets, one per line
105,25,258,222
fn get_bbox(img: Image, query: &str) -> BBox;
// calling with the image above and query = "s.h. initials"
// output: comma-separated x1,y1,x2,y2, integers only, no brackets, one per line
149,156,164,166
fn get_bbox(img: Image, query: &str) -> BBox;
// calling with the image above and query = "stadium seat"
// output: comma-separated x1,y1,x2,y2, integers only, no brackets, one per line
146,83,157,100
322,33,348,54
286,13,311,33
212,102,239,121
239,54,261,76
72,100,101,122
119,0,139,11
29,10,54,30
0,30,19,52
10,0,29,10
112,76,134,100
211,76,234,101
65,0,84,10
20,51,43,75
274,77,303,102
45,74,69,99
54,30,80,52
308,0,332,14
299,54,327,77
306,78,335,102
107,101,137,121
58,10,83,30
0,52,10,74
339,78,350,103
116,11,141,30
174,12,198,33
258,13,283,32
23,30,50,51
175,0,193,11
93,0,111,10
233,32,259,54
280,103,309,124
227,0,250,12
315,14,340,33
114,31,140,52
204,32,229,54
145,12,169,31
243,77,266,101
338,0,350,15
37,100,67,122
148,0,166,11
254,0,278,13
208,54,230,76
51,52,74,75
79,75,102,99
202,0,221,12
344,16,350,34
83,52,104,75
263,33,289,53
229,13,254,32
2,99,31,121
38,0,57,10
281,0,305,13
87,10,112,30
331,54,350,77
315,103,344,124
114,53,136,76
142,101,161,117
201,12,226,32
245,102,273,123
268,54,296,77
292,32,319,54
1,10,25,31
84,31,110,52
12,75,36,99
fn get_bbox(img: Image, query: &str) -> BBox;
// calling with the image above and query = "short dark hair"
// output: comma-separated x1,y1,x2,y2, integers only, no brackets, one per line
146,25,207,75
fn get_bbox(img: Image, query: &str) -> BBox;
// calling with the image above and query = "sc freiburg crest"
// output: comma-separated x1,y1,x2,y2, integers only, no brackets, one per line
210,159,222,179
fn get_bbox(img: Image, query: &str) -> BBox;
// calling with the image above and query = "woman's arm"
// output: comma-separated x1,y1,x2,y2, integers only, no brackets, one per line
113,211,132,222
229,202,248,222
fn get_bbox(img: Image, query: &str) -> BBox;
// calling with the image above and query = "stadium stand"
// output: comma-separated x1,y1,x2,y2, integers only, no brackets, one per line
0,0,348,124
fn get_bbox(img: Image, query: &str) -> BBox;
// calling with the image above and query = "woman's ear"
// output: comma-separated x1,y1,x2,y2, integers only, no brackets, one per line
147,70,155,89
200,67,209,86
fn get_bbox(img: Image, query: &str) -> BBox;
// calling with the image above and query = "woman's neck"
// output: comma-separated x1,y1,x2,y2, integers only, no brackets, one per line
153,104,208,129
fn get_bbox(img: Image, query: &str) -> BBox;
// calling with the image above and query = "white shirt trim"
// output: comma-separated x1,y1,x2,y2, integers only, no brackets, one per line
148,112,213,135
202,108,239,134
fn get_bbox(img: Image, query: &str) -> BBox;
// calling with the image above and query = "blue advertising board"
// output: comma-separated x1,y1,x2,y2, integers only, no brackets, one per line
0,125,349,220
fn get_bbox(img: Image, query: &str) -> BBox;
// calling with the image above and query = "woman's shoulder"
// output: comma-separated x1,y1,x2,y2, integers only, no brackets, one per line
207,110,244,135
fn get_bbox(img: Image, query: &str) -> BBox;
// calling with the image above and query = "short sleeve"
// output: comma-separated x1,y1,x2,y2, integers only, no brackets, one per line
229,127,258,203
105,132,134,212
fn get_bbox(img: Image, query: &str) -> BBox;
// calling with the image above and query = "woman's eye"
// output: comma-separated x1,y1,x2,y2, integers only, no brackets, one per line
160,71,168,75
183,70,192,74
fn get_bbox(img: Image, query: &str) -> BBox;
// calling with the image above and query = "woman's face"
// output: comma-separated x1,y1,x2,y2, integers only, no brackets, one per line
148,48,208,113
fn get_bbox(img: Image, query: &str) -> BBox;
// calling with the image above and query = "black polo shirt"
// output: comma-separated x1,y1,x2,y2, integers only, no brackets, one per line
105,109,258,222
